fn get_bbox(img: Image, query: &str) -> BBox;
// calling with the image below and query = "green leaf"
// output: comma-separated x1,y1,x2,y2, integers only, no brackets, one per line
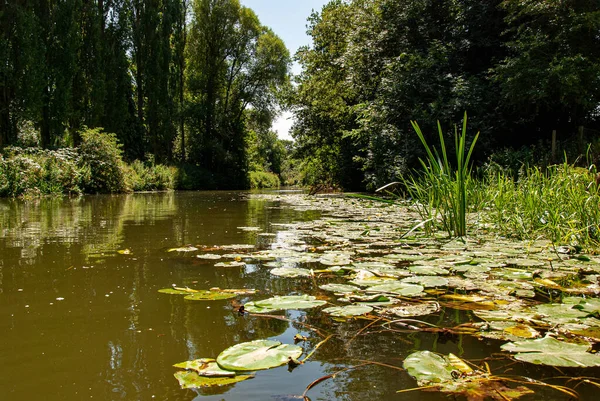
184,291,237,301
383,302,440,317
366,282,425,296
323,305,373,317
270,267,312,278
403,351,455,385
158,287,199,295
501,336,600,367
244,295,327,313
319,283,361,293
167,246,198,253
173,358,236,377
402,276,449,287
216,339,303,371
174,370,252,388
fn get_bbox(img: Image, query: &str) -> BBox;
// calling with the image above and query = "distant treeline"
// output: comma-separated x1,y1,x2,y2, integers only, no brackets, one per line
290,0,600,190
0,0,290,188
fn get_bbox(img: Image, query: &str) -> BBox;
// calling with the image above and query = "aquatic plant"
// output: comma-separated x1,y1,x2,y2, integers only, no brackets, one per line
406,112,479,237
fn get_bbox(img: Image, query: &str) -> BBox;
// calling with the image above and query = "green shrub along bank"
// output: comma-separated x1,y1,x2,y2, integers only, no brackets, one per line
0,129,172,197
248,171,280,189
0,127,286,197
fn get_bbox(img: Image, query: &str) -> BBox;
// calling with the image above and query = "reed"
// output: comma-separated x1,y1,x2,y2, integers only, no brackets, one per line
406,113,479,237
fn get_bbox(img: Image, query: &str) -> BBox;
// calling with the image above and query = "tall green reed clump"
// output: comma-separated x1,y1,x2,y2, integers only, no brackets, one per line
406,113,479,237
480,162,600,247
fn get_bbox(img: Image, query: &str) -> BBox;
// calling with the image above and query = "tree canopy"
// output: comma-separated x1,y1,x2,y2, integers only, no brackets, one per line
291,0,600,190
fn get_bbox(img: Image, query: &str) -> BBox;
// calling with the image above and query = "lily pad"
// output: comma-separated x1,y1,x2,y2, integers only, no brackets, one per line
401,276,449,288
323,304,373,317
408,265,449,275
216,339,303,371
403,351,455,385
501,336,600,367
167,246,198,253
319,283,361,293
184,291,237,301
404,351,534,399
174,370,252,388
159,287,199,295
365,282,425,297
196,254,222,260
270,267,312,278
383,301,440,317
214,261,246,267
244,295,327,313
173,358,236,377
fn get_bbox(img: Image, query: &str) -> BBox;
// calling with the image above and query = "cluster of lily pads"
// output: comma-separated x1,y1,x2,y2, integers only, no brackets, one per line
159,193,600,398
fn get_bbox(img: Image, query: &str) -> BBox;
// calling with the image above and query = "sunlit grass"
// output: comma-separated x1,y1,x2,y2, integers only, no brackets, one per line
406,112,479,237
478,162,600,247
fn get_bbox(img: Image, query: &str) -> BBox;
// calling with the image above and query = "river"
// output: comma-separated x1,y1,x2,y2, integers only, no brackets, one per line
0,191,596,400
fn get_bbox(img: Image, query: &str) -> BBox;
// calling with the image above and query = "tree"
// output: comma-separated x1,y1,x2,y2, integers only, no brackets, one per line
494,0,600,139
186,0,289,186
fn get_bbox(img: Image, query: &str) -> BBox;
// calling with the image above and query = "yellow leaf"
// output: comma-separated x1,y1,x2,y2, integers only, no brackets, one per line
448,353,473,375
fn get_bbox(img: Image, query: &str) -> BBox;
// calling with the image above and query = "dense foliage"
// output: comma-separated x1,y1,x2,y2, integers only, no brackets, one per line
0,0,290,190
291,0,600,190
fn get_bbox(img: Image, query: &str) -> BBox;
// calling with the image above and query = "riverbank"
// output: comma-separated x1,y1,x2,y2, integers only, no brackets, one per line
0,129,281,197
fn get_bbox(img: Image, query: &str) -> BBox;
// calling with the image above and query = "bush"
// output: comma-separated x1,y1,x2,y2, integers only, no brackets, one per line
0,147,82,197
127,159,177,191
78,128,129,193
249,171,280,189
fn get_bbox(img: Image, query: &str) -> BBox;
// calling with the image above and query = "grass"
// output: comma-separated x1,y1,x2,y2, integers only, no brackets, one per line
404,114,600,249
406,112,479,237
478,162,600,247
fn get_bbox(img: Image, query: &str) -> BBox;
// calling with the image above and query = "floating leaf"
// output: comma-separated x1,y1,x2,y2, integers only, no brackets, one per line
323,305,373,317
503,323,541,339
403,351,455,385
196,254,222,260
237,226,262,232
216,339,303,371
158,287,199,295
270,267,312,278
383,301,440,317
404,351,534,399
174,370,252,389
167,246,198,253
319,283,361,293
408,265,449,275
362,282,424,297
563,297,600,315
506,258,546,268
244,295,327,313
402,276,449,287
214,261,246,267
447,353,473,375
184,291,237,301
534,303,588,324
173,358,236,377
501,336,600,367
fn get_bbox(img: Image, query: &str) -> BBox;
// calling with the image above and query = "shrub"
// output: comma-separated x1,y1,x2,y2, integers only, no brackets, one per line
127,159,177,191
249,171,280,189
0,147,82,197
77,127,129,193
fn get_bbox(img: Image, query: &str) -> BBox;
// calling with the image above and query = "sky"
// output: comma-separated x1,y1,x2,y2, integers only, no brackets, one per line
239,0,330,140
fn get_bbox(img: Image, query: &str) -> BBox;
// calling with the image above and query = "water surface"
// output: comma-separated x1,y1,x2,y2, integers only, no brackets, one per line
0,191,593,400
